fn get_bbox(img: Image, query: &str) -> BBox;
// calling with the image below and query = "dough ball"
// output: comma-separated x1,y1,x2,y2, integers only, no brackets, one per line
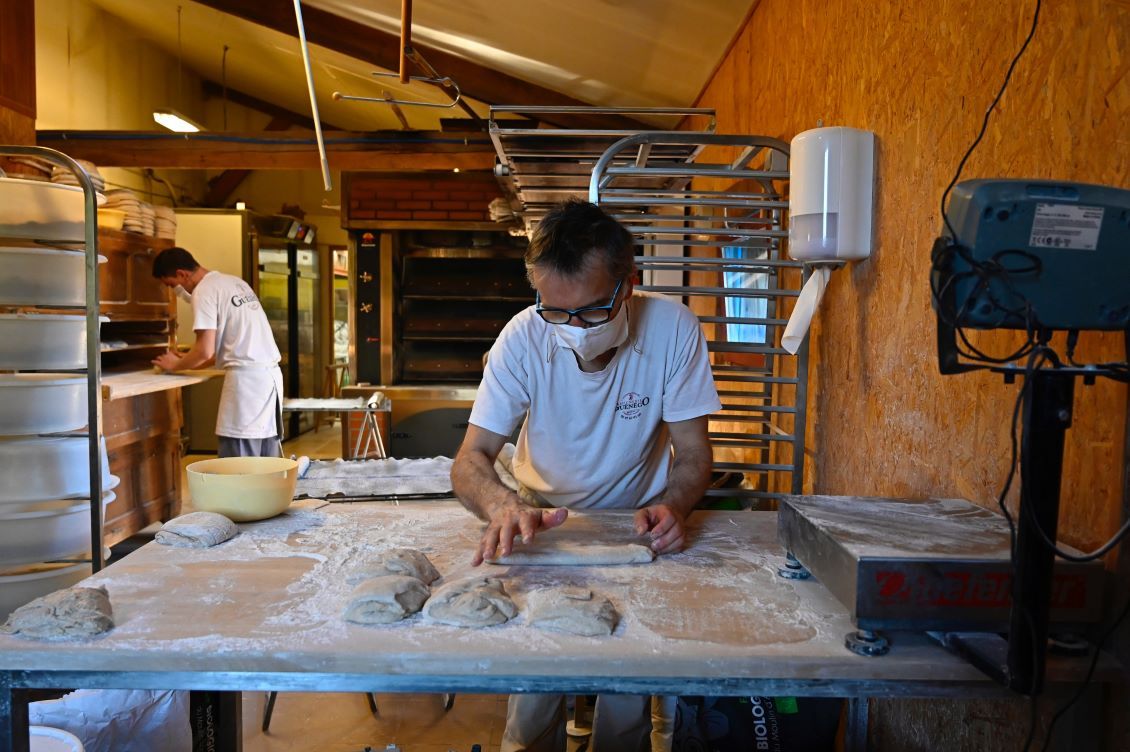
527,587,619,636
155,511,238,548
424,576,517,628
2,585,113,641
343,575,430,625
348,548,440,585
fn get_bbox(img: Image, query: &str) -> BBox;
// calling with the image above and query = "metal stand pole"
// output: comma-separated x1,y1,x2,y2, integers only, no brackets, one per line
1007,369,1074,694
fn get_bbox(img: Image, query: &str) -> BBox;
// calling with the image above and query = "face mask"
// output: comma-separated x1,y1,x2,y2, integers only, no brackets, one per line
552,300,629,362
174,285,192,303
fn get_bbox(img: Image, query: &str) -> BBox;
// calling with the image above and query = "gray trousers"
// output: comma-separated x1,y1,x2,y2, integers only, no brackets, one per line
216,436,282,458
501,693,662,752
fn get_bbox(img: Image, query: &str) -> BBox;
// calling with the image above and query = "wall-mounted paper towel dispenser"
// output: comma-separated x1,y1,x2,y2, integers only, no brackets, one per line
789,126,876,261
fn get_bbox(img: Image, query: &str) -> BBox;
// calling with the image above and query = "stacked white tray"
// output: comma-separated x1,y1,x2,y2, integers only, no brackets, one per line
0,175,114,619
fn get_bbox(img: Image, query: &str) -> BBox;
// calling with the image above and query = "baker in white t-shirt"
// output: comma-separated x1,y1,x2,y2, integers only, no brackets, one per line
152,247,284,458
451,199,721,752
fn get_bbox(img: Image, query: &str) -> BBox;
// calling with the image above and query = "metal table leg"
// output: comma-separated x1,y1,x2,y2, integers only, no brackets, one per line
844,697,870,752
0,678,29,752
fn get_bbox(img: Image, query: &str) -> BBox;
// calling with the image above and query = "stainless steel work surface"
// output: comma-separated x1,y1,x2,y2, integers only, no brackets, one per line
0,503,1032,695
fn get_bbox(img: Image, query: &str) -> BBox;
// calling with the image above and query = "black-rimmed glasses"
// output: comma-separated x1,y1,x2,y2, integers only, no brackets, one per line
535,278,623,325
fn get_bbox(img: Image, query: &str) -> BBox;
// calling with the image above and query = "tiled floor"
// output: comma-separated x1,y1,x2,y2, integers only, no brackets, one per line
166,424,516,752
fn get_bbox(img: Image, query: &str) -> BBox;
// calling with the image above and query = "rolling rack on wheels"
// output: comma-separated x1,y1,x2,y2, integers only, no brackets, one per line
0,145,106,575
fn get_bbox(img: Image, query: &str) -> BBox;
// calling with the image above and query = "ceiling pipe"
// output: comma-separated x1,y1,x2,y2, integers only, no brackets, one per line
400,0,412,84
292,0,333,191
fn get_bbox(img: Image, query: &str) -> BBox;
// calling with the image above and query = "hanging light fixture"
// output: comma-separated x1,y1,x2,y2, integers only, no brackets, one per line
153,109,204,132
153,6,205,132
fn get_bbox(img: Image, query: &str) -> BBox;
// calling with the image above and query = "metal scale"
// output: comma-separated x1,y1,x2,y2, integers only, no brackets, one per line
777,495,1105,653
777,179,1130,693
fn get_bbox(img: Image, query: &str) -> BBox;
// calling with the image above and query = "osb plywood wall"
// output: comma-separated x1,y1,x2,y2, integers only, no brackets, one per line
696,0,1129,553
696,1,1129,747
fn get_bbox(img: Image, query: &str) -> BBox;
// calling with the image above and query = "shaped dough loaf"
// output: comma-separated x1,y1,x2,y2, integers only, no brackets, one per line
424,576,517,628
347,548,440,585
490,542,655,566
2,585,113,640
155,511,238,548
343,575,430,625
526,587,619,636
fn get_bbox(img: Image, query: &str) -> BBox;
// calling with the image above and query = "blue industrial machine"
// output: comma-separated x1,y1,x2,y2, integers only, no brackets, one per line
928,178,1129,694
933,179,1130,338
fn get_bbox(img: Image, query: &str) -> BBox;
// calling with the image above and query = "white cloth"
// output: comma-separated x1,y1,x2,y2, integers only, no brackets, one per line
191,271,281,368
470,292,721,510
189,270,283,439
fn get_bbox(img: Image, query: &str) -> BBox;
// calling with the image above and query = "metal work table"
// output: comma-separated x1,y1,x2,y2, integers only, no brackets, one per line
0,503,1103,751
282,396,389,459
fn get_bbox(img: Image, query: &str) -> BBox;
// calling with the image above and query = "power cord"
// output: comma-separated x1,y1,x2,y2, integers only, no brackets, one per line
930,0,1043,367
1037,593,1130,752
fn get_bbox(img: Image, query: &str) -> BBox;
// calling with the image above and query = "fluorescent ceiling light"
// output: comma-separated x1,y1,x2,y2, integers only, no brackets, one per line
153,109,204,133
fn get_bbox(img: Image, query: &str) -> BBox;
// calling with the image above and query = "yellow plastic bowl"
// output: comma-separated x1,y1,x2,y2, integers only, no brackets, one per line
186,457,299,522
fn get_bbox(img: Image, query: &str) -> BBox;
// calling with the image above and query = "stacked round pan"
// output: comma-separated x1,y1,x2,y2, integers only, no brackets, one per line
0,176,115,618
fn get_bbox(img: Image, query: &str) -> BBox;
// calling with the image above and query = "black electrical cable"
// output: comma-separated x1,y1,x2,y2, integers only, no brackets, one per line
930,0,1044,369
1037,593,1130,752
939,0,1042,241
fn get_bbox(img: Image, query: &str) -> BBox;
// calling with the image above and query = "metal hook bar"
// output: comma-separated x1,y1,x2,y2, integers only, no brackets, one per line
332,73,462,109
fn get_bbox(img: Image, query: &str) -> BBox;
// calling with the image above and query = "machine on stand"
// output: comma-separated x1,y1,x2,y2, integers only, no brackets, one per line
778,180,1129,696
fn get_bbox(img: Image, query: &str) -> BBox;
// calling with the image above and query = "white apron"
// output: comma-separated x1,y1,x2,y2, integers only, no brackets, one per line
215,363,284,439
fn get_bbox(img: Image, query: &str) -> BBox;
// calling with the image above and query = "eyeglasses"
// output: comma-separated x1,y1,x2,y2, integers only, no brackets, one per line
535,278,623,326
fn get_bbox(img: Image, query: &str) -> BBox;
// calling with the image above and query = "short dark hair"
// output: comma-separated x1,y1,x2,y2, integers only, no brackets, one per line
152,247,200,279
525,199,635,284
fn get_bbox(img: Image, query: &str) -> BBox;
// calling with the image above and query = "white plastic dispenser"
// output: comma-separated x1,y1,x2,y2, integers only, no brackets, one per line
782,126,876,354
789,126,875,261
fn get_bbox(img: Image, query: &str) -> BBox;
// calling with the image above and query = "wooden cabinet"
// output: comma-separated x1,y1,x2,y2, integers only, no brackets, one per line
99,229,183,545
98,229,175,321
102,389,183,547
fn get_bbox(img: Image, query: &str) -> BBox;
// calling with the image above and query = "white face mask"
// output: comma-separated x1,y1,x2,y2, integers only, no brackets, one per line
552,301,629,361
173,285,193,303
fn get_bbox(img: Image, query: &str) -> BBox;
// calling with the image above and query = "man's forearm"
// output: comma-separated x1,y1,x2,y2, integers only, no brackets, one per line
172,347,212,371
451,449,523,521
654,447,713,519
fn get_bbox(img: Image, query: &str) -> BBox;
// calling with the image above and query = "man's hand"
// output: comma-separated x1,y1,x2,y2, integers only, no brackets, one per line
473,502,568,566
634,503,687,555
152,351,182,372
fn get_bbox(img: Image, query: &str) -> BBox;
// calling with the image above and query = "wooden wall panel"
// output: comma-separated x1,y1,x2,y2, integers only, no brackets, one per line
696,0,1129,552
696,1,1129,745
0,0,35,119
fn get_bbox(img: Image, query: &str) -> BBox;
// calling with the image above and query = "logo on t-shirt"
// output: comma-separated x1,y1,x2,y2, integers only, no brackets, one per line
615,391,650,420
230,292,261,310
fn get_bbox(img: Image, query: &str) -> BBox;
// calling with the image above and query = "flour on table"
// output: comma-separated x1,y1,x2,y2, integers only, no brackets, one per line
343,575,430,625
490,542,655,566
424,576,517,628
347,547,440,585
2,586,113,641
155,511,238,548
526,586,618,637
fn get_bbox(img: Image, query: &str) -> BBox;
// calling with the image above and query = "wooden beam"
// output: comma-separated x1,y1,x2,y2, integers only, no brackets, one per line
201,80,342,130
191,0,646,131
204,115,291,206
36,129,496,171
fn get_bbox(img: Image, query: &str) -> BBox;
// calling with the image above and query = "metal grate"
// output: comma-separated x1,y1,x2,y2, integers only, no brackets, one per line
488,106,716,229
488,114,809,507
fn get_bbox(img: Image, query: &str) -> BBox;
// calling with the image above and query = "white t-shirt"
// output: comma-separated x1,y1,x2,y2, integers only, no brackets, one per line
470,291,721,510
192,271,280,368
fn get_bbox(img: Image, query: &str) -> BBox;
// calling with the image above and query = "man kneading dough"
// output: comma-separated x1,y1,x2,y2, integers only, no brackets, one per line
451,200,721,752
151,247,284,459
